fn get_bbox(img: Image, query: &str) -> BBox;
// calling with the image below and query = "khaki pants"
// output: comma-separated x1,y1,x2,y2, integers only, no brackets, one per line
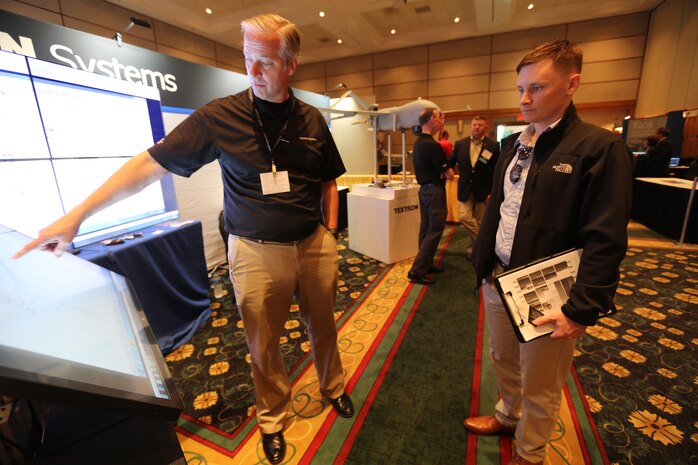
228,225,345,434
482,273,576,462
458,194,486,252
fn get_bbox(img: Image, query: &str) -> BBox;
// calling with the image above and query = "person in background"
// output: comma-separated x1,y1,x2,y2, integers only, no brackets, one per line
407,108,455,285
13,13,354,465
449,116,500,259
645,127,673,177
439,129,454,158
464,40,633,465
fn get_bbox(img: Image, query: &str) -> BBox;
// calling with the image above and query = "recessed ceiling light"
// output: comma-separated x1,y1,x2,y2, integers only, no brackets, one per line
390,29,396,35
528,3,534,9
205,8,213,14
319,11,325,17
454,17,460,23
337,39,343,44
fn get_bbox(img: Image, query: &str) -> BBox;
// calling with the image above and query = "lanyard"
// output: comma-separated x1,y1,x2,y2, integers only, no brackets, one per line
249,88,292,173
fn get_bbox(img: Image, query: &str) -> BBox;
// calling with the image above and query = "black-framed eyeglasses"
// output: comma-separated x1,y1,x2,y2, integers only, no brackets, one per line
509,145,533,184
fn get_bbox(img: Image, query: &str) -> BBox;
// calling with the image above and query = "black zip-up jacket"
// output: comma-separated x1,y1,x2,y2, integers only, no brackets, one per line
472,103,634,326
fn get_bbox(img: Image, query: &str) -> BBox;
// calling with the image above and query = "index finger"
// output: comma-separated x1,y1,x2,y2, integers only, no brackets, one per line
12,237,53,259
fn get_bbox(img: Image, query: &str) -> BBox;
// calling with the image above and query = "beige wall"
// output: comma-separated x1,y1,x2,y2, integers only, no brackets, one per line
5,0,678,139
636,0,698,117
293,13,649,114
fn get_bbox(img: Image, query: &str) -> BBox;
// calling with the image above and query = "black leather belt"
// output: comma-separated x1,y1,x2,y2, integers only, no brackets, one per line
496,256,510,272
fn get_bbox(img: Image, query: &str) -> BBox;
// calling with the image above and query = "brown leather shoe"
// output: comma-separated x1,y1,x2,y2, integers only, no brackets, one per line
463,415,516,436
508,452,543,465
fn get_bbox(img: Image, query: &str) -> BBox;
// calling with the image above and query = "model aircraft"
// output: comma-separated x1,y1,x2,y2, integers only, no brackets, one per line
319,94,467,187
319,94,443,132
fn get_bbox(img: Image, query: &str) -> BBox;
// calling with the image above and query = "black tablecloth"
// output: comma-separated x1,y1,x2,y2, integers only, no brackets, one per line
631,178,698,243
78,221,211,353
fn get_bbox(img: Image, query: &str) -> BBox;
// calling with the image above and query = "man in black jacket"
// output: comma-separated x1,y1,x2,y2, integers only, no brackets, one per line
449,116,500,258
407,108,454,285
645,126,673,177
462,40,633,465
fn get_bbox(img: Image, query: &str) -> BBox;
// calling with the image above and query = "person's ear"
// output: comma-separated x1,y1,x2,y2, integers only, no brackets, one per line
567,73,581,96
286,58,298,77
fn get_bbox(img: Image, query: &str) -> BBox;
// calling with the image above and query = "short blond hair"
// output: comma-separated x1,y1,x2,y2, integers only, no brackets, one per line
241,13,301,64
516,39,583,75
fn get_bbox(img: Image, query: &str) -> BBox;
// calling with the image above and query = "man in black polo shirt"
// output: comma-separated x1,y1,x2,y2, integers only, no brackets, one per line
15,13,354,465
407,108,454,285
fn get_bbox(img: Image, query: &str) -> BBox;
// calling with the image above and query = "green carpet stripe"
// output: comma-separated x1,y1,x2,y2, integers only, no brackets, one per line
564,373,606,465
174,257,394,452
475,318,506,464
338,226,479,465
308,280,424,464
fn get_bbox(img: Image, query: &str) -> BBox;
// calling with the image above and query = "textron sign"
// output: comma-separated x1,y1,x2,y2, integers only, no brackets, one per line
0,9,248,109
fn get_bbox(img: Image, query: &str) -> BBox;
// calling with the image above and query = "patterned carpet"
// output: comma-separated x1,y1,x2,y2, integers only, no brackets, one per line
163,222,698,464
572,238,698,464
163,232,387,434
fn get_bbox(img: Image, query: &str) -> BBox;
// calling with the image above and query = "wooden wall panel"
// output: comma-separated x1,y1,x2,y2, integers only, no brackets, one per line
573,80,639,103
373,45,428,69
428,74,489,97
374,80,428,102
374,63,427,86
492,25,566,54
568,12,650,42
582,58,643,83
491,50,524,73
489,89,519,110
293,62,325,81
323,54,373,74
428,55,491,79
325,71,374,91
490,71,517,92
428,36,491,61
579,36,646,63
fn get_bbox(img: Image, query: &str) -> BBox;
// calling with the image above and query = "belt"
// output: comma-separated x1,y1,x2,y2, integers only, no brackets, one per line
421,182,443,187
496,256,510,272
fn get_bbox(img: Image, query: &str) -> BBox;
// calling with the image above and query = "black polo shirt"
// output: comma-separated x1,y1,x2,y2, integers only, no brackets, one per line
412,133,449,186
149,89,346,242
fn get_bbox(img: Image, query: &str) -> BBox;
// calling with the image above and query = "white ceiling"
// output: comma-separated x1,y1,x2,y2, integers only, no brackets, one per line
106,0,664,64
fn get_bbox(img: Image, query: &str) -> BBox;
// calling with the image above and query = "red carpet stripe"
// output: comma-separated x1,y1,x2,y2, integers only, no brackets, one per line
299,279,415,465
571,367,611,465
331,283,429,465
331,227,456,465
466,291,486,465
563,385,592,464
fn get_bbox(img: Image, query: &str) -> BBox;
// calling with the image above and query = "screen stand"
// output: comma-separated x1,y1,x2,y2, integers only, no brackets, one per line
33,404,185,465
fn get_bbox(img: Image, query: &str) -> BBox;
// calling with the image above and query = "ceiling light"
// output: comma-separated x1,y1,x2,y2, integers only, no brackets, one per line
319,11,325,17
454,17,460,23
205,8,213,14
337,39,343,44
390,29,396,35
528,3,534,9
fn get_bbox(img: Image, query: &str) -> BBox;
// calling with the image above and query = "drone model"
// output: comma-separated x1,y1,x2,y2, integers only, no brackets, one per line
319,95,444,187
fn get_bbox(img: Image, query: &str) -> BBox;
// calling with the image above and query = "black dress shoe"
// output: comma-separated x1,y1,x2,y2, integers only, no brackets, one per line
407,272,435,285
429,264,445,273
262,431,286,464
328,392,354,418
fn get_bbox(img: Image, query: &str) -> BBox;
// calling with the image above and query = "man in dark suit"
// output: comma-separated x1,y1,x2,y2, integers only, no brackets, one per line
645,126,673,177
449,116,500,258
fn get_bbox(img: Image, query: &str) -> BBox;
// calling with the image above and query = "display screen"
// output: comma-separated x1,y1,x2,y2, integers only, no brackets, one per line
0,225,183,420
0,50,179,248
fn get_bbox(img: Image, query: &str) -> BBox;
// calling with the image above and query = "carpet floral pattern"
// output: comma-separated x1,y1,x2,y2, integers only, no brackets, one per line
573,246,698,465
163,232,386,434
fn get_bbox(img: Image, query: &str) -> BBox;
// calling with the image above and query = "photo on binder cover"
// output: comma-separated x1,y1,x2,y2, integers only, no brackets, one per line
494,249,583,343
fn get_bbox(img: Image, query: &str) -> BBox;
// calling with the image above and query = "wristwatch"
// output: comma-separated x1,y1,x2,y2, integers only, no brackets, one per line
328,227,338,239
